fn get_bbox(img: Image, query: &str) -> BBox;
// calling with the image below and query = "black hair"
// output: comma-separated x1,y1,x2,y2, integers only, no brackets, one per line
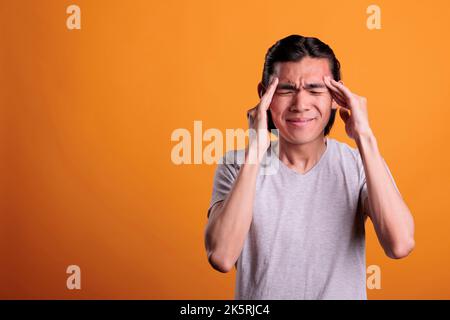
261,34,341,136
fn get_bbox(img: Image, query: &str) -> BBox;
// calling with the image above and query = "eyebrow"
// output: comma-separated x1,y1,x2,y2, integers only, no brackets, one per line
276,82,327,90
276,83,298,90
304,82,326,90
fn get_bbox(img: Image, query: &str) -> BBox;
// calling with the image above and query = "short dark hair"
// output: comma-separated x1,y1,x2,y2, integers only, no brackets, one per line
261,34,341,136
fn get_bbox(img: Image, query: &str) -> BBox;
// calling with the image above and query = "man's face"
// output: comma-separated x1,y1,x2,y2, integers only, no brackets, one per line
265,57,337,145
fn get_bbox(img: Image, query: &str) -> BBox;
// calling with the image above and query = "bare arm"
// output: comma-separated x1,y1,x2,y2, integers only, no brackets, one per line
204,76,279,273
323,76,415,260
357,133,415,259
204,155,260,273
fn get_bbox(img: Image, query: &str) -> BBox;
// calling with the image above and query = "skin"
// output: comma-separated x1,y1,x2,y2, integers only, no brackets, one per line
322,74,415,260
205,57,415,273
259,58,337,173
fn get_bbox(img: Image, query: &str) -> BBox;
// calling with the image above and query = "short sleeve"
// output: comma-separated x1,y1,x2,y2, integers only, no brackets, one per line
357,152,400,216
206,151,241,218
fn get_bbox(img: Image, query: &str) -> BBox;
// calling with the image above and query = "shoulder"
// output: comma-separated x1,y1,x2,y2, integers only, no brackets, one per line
216,148,246,177
327,137,363,169
219,148,246,166
329,137,359,158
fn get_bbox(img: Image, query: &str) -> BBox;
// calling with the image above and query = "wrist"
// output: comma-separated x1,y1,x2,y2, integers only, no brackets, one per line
355,130,378,154
355,128,375,144
245,144,264,165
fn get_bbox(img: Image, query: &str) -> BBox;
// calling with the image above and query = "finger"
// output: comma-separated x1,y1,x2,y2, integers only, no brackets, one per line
324,79,348,107
329,90,347,107
247,108,257,125
247,109,256,128
339,107,350,123
260,77,279,111
260,77,278,106
324,77,351,110
329,78,354,102
323,76,344,96
324,77,346,101
247,106,257,118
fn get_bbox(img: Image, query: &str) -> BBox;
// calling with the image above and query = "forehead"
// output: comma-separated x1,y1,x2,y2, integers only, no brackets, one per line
273,57,332,84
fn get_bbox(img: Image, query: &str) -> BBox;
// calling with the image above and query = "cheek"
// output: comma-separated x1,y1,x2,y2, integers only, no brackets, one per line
269,96,332,119
316,97,333,115
269,101,286,117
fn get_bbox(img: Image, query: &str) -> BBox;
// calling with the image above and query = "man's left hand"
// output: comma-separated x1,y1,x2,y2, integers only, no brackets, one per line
323,75,373,140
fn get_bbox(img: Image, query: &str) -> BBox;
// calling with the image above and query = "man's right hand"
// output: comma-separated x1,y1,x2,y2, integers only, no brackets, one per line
205,77,279,273
246,76,279,164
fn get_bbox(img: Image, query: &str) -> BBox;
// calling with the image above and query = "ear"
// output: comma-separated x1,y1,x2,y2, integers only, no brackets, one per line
257,82,265,99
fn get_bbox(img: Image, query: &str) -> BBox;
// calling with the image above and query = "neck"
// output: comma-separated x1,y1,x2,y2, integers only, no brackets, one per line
278,134,327,173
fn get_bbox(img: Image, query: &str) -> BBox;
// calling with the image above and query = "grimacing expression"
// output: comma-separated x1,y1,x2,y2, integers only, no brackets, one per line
266,57,337,144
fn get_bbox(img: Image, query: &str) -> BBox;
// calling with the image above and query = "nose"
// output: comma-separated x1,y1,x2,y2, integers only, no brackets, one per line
288,90,311,112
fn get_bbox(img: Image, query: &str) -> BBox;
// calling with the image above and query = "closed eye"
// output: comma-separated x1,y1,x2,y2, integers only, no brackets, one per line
276,90,296,95
309,91,326,95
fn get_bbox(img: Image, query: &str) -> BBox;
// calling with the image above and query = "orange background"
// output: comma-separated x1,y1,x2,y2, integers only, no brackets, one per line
1,0,449,299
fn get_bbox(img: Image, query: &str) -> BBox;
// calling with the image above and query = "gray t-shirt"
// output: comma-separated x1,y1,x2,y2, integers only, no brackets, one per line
207,137,398,300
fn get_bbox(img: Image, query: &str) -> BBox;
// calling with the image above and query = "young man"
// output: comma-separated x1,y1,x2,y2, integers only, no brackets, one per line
204,35,415,299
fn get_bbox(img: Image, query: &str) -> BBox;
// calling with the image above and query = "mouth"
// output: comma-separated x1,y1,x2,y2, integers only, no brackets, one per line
286,117,316,128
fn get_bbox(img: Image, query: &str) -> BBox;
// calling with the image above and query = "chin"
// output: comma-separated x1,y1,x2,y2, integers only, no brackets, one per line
280,133,316,145
278,127,324,145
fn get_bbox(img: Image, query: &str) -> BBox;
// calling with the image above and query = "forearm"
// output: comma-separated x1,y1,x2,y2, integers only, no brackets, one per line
356,132,415,258
205,148,260,272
